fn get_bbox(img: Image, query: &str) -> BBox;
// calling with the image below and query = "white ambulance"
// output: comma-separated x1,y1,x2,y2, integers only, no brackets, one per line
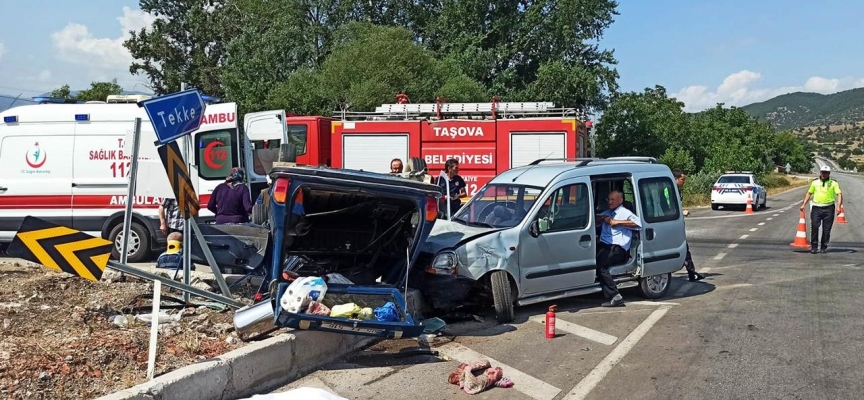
0,95,275,262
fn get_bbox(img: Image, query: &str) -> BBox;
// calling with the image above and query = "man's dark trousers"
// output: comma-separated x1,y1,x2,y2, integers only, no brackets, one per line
596,242,628,298
810,204,836,250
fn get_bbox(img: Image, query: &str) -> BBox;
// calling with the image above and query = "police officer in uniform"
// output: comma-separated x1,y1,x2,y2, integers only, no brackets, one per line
800,166,843,254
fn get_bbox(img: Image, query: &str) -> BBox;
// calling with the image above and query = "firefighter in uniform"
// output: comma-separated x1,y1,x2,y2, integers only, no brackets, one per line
800,165,843,254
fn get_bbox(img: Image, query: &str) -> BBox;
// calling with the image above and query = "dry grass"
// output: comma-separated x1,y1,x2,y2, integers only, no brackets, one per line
684,173,813,208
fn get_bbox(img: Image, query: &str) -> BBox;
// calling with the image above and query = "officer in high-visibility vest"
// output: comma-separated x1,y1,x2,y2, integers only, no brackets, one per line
666,171,705,281
800,165,843,254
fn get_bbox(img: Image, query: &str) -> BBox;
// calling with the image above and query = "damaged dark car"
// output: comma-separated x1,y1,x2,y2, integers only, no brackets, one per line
265,165,442,338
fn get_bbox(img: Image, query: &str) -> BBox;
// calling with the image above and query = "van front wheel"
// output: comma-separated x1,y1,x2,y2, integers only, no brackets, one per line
638,272,671,299
108,222,150,263
490,270,515,323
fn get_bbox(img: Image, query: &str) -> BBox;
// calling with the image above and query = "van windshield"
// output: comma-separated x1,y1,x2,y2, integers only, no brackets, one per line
453,184,545,229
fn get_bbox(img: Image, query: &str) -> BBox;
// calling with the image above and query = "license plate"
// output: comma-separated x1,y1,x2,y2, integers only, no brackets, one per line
320,321,385,335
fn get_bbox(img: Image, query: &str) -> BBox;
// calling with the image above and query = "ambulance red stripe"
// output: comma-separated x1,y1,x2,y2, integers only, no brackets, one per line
0,194,213,209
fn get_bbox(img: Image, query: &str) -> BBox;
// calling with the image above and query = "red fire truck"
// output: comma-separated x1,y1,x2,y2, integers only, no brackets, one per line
245,99,590,197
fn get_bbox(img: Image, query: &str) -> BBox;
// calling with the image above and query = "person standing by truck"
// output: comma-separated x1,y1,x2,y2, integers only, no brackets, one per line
800,166,843,254
208,167,254,224
437,158,467,219
667,171,705,282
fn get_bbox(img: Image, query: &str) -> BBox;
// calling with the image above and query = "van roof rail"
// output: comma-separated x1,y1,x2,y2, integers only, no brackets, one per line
604,156,659,163
528,157,600,166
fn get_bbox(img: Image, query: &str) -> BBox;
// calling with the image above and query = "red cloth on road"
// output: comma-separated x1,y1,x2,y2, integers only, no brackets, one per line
447,360,512,394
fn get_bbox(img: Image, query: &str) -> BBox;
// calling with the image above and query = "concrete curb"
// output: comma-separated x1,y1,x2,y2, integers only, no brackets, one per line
94,330,377,400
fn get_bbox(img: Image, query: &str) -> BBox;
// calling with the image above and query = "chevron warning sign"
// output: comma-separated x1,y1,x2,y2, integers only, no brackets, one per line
157,140,199,219
6,217,112,282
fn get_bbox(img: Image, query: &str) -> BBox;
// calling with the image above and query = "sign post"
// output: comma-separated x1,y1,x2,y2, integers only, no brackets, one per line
119,118,143,267
140,86,232,299
439,171,451,220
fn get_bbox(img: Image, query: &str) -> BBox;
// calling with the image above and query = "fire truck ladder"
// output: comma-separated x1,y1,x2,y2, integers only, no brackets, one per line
334,100,584,121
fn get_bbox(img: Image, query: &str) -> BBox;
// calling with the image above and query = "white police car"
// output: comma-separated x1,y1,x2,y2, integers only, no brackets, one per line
710,172,766,211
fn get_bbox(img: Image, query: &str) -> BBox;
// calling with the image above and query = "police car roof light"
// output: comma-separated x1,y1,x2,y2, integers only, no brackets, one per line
200,94,220,104
3,116,17,123
75,114,90,121
31,96,81,104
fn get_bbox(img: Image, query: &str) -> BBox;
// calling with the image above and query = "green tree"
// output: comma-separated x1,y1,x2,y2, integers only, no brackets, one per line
423,0,620,112
50,84,72,99
123,0,241,96
266,22,487,115
76,79,124,102
595,85,688,158
659,148,695,174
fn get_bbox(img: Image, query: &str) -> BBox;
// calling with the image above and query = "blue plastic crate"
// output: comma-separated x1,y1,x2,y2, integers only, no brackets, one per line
273,282,425,339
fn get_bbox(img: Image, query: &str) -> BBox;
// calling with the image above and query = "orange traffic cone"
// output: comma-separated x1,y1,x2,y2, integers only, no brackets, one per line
836,206,848,224
790,210,810,248
745,193,754,214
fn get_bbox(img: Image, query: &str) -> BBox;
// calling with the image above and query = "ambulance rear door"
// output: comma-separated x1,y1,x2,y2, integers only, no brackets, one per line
243,110,286,194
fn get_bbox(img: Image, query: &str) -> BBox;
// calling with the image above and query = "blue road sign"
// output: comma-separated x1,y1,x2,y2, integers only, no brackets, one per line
139,89,207,145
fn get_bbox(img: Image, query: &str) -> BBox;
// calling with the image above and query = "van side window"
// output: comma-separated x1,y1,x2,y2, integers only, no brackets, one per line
539,183,590,231
250,139,281,176
638,177,679,223
196,130,237,180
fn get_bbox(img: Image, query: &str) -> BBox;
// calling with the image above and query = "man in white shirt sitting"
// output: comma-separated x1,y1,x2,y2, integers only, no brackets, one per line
595,190,642,307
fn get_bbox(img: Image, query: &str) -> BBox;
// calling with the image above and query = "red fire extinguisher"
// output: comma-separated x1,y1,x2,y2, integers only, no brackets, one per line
545,305,557,339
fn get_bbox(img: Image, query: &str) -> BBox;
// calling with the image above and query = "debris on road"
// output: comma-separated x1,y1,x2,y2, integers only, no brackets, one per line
448,359,513,395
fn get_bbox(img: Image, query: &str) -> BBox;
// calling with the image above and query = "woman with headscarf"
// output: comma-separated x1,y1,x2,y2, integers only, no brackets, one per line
207,167,254,224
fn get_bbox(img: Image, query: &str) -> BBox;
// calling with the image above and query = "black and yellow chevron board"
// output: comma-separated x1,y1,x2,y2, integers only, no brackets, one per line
6,217,112,282
157,140,200,219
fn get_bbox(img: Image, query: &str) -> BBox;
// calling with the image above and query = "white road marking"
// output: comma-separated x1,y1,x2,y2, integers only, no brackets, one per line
563,307,671,400
627,300,680,306
766,217,773,220
728,243,738,249
749,228,759,232
717,283,754,290
437,342,561,400
701,267,712,273
713,252,727,260
277,376,346,397
740,234,749,239
529,316,618,345
773,214,780,217
758,222,765,226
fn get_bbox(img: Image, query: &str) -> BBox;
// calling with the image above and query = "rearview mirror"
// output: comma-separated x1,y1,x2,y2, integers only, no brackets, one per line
529,220,540,237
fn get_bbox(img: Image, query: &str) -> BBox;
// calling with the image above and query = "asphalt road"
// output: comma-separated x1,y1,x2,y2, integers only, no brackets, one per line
258,173,864,400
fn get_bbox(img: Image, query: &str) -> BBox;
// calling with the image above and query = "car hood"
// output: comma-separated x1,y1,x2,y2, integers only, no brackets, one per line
421,219,504,254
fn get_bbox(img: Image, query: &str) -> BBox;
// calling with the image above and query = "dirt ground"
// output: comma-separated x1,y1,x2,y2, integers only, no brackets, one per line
0,258,259,400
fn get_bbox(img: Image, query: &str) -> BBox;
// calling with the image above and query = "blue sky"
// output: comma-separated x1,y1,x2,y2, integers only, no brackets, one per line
1,0,862,111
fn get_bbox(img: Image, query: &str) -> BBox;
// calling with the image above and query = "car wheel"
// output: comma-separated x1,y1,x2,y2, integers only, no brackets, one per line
109,221,151,263
638,272,671,299
711,204,719,210
490,270,515,323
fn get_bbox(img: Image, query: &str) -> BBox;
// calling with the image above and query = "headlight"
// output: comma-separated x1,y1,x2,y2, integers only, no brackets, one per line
427,251,458,275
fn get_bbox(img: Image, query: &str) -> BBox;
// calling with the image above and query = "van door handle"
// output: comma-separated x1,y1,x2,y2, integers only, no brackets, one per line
579,234,592,247
645,228,655,241
0,186,7,192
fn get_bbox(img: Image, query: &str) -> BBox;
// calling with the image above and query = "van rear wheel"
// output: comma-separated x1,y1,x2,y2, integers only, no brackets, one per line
638,272,671,299
109,222,150,263
490,270,515,323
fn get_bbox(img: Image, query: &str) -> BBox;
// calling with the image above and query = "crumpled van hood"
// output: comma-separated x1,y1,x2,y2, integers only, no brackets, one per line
421,219,504,254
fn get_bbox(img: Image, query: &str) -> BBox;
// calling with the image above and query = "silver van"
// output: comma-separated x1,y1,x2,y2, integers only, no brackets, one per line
417,157,687,322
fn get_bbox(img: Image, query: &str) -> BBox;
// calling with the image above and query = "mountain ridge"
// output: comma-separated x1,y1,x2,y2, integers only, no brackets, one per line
741,87,864,130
